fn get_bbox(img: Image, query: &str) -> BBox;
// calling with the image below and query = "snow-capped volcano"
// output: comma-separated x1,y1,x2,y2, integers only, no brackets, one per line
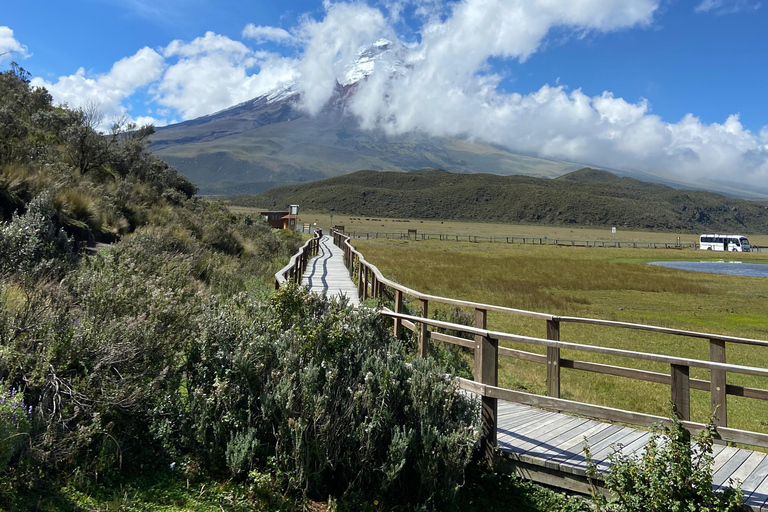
149,39,580,195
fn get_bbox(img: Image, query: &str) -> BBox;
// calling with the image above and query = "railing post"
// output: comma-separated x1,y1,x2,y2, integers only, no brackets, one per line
418,299,428,358
546,319,561,399
671,364,691,421
371,273,378,299
710,339,727,427
357,263,364,297
473,307,497,465
393,289,403,338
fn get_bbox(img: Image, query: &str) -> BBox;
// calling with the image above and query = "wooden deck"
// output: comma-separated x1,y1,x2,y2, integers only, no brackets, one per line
302,235,360,307
499,401,768,511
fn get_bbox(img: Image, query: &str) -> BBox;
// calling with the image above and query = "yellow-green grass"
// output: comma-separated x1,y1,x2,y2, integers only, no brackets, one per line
354,238,768,436
228,207,768,247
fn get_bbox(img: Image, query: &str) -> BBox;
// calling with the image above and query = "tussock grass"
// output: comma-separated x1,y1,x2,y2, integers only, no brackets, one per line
357,239,768,435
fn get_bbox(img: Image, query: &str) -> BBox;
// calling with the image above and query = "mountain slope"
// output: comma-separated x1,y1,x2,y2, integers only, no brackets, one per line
235,168,768,233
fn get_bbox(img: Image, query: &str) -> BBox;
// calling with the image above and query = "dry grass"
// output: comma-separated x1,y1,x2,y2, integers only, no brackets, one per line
354,238,768,436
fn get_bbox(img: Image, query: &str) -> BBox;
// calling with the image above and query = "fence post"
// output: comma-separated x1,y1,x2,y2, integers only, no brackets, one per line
671,364,691,421
393,289,403,338
473,307,497,465
358,263,364,297
546,319,561,399
362,267,369,301
710,339,727,427
418,299,428,358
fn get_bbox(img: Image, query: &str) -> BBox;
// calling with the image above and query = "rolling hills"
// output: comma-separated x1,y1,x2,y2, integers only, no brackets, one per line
234,167,768,233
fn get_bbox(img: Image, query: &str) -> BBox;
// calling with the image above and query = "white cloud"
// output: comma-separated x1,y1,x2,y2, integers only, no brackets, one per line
155,32,298,119
0,26,31,61
295,2,394,115
242,24,294,44
695,0,761,14
31,47,164,129
289,0,768,188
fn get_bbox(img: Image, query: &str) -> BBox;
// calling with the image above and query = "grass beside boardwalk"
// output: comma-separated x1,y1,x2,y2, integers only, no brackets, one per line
354,238,768,436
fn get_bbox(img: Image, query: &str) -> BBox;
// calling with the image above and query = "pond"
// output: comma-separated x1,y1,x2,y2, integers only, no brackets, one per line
649,260,768,278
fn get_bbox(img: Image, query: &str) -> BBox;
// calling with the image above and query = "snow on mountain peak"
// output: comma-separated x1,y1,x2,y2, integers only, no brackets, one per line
338,38,410,86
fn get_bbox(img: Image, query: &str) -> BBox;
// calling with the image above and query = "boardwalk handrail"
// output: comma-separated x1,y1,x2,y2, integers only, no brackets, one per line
331,229,768,453
275,230,322,289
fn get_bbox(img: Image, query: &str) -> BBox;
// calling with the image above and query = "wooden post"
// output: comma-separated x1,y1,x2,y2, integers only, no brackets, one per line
671,364,691,421
418,299,428,358
393,289,403,338
710,339,727,427
362,267,369,301
371,274,378,299
473,308,497,464
358,263,364,297
546,319,561,399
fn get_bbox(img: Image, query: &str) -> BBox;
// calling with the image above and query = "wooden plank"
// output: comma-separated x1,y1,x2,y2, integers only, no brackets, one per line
557,425,630,476
540,421,612,471
711,446,741,475
506,415,585,454
459,380,768,448
727,451,765,488
557,315,768,348
589,429,648,471
711,338,727,427
739,456,768,500
418,299,428,358
713,449,752,487
546,319,560,399
500,347,547,364
514,418,592,459
428,330,475,348
524,417,594,459
671,364,691,421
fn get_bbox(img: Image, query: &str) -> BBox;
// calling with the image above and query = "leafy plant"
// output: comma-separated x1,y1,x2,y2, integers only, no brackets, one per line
586,413,743,512
0,383,32,472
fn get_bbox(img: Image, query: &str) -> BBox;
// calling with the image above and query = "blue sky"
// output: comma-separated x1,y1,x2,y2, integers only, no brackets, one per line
2,0,767,189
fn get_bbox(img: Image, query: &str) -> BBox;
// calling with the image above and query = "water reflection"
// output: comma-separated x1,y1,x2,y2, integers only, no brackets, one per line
649,261,768,277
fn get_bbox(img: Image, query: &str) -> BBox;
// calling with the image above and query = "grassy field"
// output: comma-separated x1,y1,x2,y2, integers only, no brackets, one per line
351,237,768,437
229,207,768,247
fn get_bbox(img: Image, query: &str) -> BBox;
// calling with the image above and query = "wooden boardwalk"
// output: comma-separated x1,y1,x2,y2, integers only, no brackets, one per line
499,401,768,511
304,231,768,510
302,235,360,307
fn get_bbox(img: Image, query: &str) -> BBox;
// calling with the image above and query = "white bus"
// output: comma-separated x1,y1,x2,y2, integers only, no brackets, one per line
699,234,751,252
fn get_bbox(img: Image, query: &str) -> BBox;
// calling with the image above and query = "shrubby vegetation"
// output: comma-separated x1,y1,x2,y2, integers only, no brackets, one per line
588,415,743,512
0,63,483,511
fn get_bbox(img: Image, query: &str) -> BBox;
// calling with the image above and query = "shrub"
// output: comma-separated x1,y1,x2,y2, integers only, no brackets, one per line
0,191,73,279
176,284,480,509
0,383,32,472
587,413,743,512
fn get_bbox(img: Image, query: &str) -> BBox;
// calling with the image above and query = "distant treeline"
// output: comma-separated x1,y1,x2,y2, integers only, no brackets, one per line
232,168,768,233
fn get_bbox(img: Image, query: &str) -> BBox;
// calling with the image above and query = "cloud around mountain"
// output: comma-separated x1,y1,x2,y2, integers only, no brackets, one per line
13,0,768,191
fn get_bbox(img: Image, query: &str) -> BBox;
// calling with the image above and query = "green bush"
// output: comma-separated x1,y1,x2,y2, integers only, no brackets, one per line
0,383,32,472
175,284,480,509
587,414,743,512
0,191,73,279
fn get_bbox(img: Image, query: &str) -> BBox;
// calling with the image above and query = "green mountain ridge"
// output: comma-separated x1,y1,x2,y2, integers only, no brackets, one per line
235,168,768,233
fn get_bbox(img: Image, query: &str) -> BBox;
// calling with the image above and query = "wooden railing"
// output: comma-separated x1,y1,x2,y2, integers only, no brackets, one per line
331,229,768,459
274,230,322,289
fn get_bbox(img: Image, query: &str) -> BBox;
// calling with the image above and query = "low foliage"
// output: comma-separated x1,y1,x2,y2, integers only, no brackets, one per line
587,415,743,512
171,284,480,509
